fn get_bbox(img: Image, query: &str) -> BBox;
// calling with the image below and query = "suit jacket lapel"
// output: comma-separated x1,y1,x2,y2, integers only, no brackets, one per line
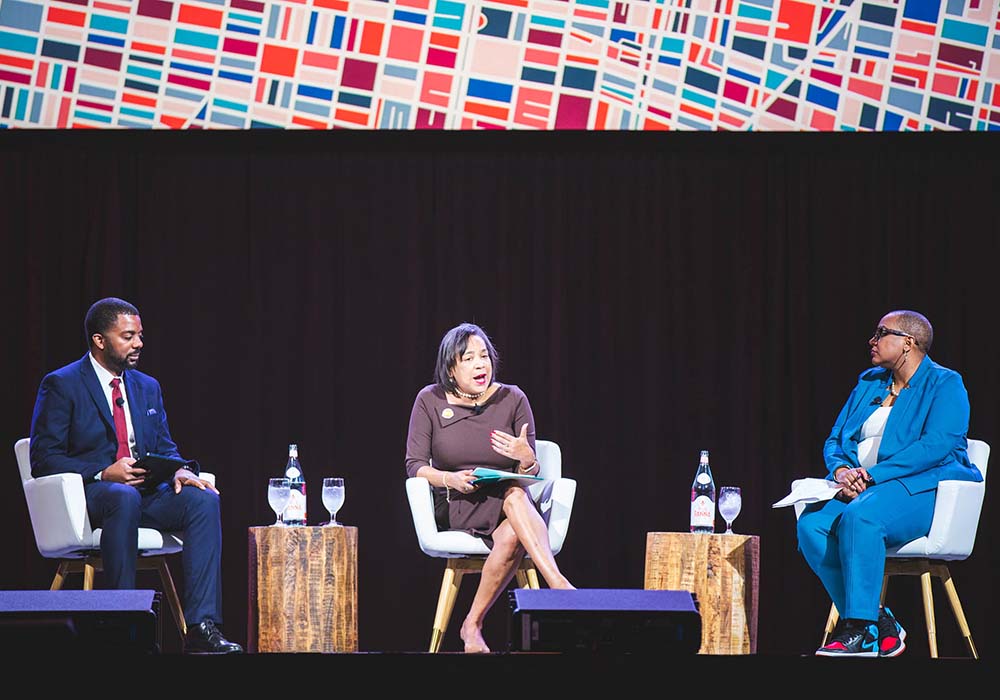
123,370,145,455
79,354,115,434
879,356,930,459
845,373,886,443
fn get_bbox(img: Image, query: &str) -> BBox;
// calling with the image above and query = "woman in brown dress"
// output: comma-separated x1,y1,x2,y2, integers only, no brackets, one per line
405,322,574,653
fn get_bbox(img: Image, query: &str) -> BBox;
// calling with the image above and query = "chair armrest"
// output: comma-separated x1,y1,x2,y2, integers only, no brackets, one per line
406,477,440,554
543,477,576,555
23,473,93,557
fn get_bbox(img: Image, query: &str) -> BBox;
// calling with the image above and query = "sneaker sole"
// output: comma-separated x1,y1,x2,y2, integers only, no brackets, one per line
815,649,878,658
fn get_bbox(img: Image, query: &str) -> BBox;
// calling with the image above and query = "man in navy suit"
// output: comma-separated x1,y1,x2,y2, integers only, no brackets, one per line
30,297,242,654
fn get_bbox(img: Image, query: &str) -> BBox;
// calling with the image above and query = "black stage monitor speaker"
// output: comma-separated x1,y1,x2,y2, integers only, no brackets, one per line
508,588,701,654
0,590,161,654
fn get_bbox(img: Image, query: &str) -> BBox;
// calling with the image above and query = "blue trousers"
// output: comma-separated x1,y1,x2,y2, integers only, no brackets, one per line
796,480,935,622
84,481,223,626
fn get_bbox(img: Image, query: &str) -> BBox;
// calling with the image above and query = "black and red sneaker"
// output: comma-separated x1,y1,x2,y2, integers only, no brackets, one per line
815,619,879,657
877,606,907,658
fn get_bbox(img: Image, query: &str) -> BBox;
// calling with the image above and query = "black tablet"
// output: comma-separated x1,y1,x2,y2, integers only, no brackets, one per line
133,453,198,491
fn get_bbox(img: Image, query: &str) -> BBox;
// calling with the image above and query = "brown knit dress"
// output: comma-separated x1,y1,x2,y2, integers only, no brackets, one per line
405,383,537,545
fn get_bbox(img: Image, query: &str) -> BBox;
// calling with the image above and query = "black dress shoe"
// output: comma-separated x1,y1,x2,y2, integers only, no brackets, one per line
184,620,244,654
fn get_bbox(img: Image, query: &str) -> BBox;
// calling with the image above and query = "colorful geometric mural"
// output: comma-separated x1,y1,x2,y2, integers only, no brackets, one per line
1,0,997,130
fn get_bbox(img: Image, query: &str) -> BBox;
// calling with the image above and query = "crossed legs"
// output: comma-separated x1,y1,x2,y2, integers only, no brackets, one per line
460,485,574,653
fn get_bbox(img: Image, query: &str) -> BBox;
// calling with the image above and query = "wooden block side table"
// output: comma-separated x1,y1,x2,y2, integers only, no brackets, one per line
643,532,759,654
248,525,358,653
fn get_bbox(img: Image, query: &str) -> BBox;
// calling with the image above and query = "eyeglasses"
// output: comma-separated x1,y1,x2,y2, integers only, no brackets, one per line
871,326,916,343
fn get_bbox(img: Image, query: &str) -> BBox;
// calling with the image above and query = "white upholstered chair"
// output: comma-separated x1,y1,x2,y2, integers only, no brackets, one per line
15,437,215,636
405,439,576,652
798,438,989,658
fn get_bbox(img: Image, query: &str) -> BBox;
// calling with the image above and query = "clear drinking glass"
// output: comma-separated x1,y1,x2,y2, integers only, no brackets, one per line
322,477,345,527
268,477,291,526
718,486,742,534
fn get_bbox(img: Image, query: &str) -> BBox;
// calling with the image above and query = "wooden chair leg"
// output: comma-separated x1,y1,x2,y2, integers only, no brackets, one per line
524,564,540,589
430,561,464,653
514,558,540,589
83,559,96,590
514,570,529,588
51,561,72,591
51,555,191,639
919,570,938,658
153,557,187,636
821,603,839,647
934,564,979,659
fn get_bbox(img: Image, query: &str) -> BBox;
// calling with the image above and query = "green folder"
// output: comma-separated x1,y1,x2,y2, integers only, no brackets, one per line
471,467,544,485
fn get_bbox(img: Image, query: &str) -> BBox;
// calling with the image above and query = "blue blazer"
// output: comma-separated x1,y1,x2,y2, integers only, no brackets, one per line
823,356,980,494
30,353,184,482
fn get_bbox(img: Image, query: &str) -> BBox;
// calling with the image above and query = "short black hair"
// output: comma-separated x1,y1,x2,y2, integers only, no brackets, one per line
887,309,934,352
434,322,500,392
85,297,139,348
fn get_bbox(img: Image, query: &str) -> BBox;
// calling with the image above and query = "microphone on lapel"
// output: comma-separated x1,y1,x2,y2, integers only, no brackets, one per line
116,397,125,407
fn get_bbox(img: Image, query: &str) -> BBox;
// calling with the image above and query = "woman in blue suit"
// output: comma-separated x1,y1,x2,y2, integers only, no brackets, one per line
797,310,981,658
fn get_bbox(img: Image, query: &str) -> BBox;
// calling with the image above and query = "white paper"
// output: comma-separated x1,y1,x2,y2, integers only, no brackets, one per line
772,477,842,508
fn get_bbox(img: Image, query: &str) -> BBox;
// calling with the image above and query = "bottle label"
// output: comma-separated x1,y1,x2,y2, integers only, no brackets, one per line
696,472,711,485
285,487,307,523
286,466,301,479
690,496,715,529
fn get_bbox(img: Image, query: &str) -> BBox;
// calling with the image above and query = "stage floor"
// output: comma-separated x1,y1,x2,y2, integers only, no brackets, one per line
1,648,982,690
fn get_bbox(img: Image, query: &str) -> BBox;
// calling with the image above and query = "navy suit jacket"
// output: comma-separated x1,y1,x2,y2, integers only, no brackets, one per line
823,355,981,494
30,353,185,482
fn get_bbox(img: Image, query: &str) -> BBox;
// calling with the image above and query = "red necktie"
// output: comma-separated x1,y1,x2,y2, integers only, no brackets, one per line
110,378,130,460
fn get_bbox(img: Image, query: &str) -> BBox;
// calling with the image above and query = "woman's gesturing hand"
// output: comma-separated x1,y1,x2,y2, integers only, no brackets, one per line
491,422,534,468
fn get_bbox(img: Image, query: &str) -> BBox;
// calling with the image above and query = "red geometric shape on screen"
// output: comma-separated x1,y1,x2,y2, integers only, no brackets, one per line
554,94,590,128
342,58,377,90
261,45,299,77
776,1,815,43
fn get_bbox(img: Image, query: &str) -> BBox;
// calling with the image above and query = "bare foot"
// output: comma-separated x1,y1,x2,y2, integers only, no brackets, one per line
460,620,490,654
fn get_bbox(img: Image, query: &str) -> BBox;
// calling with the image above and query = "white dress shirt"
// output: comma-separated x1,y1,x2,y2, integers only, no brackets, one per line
857,406,892,469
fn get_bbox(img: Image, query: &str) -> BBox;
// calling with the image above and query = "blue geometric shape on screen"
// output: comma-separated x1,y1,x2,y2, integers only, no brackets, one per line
733,36,766,60
563,66,595,91
0,0,44,32
467,78,513,102
522,67,555,85
903,0,940,24
883,110,903,130
41,39,79,61
807,83,838,109
861,3,896,26
860,102,878,129
480,8,511,38
686,67,719,93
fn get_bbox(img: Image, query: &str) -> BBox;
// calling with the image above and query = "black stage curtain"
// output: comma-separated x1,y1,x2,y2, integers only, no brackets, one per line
2,130,996,656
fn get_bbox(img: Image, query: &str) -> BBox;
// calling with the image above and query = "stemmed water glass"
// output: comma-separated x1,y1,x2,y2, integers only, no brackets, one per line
268,477,290,526
322,477,345,527
718,486,742,534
